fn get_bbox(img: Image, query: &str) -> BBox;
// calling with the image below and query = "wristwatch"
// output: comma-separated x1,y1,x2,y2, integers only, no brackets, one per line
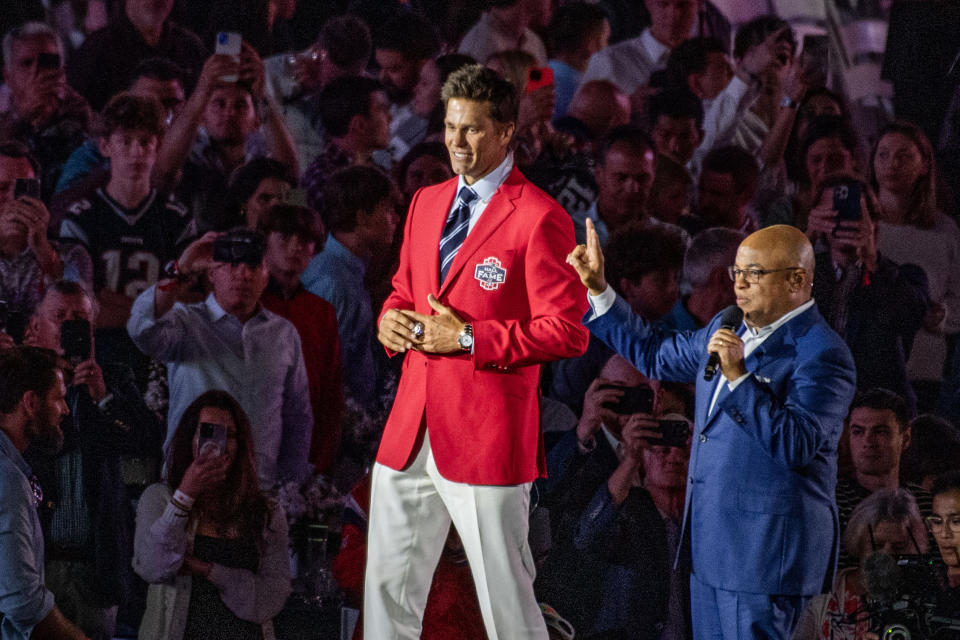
162,260,185,280
780,95,799,109
457,323,473,351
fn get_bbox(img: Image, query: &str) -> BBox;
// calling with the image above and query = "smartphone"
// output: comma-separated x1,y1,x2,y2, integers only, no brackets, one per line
215,31,242,82
36,52,61,72
601,384,655,416
526,66,554,94
198,421,228,457
14,178,40,200
656,419,692,448
801,34,829,88
60,319,92,364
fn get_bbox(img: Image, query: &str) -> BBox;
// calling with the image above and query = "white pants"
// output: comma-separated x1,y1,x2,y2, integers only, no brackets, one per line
364,432,548,639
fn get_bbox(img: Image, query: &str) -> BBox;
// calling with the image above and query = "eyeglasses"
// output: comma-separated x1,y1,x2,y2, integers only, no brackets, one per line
925,515,960,534
727,266,801,284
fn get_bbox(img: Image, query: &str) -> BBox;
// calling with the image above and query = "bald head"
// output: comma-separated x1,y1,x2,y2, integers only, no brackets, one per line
733,225,815,328
567,80,630,139
742,225,815,274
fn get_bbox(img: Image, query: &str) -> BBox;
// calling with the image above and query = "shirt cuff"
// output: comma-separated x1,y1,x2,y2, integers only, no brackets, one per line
727,373,750,391
587,285,616,317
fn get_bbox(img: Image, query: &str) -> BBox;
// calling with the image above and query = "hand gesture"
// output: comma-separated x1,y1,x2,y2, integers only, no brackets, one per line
707,328,746,382
738,26,792,78
400,295,466,354
238,42,266,99
72,357,107,403
578,377,622,442
178,231,220,276
566,218,607,295
3,196,54,261
178,555,212,577
805,190,837,240
378,307,418,352
177,446,230,499
620,412,661,461
19,68,66,126
195,54,240,101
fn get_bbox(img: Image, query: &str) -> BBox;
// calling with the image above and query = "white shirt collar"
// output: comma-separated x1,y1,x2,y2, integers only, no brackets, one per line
456,152,514,203
639,28,671,66
601,424,622,456
744,298,815,341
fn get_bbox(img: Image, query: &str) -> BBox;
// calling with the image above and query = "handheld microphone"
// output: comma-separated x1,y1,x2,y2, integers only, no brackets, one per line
703,306,744,382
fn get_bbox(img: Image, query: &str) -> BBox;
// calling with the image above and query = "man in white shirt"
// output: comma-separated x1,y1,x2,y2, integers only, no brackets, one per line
581,0,699,96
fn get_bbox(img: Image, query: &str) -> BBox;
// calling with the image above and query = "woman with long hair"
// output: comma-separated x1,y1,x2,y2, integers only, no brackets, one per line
133,390,291,640
869,121,960,412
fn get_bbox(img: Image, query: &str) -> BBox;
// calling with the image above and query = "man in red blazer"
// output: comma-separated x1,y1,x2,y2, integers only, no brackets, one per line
365,65,589,638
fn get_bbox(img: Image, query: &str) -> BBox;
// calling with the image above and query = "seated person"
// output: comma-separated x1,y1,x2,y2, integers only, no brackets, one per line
128,229,313,487
837,389,934,569
792,488,928,639
537,354,692,640
0,141,90,327
258,204,343,475
132,391,291,640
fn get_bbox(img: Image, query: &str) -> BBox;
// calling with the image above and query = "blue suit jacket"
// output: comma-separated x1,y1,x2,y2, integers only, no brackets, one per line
586,296,856,596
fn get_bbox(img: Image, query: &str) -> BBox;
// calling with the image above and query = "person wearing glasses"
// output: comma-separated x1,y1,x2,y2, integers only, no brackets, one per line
929,471,960,594
567,223,856,639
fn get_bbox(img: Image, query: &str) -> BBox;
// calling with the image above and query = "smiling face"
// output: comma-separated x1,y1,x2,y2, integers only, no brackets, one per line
444,98,513,185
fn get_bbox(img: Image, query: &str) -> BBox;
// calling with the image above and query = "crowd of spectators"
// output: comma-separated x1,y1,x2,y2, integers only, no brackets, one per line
1,0,959,639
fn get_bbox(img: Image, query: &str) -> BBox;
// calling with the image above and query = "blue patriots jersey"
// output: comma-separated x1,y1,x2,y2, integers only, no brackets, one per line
60,188,194,297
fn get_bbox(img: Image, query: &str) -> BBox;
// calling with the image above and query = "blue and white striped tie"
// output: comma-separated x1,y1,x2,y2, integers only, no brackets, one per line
439,186,478,283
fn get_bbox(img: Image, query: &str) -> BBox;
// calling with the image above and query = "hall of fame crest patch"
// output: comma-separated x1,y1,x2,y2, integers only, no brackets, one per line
474,257,507,290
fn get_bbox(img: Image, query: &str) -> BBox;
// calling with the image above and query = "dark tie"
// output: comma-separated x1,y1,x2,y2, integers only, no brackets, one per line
439,186,478,284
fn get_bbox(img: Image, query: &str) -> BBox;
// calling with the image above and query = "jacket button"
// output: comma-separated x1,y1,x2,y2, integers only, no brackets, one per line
699,434,707,443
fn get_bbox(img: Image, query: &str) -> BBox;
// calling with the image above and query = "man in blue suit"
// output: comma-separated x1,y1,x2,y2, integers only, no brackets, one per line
567,222,857,639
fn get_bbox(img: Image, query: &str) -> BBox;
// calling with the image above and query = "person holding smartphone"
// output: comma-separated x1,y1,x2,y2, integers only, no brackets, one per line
14,281,162,640
537,354,693,639
0,141,90,345
133,390,291,640
807,174,930,414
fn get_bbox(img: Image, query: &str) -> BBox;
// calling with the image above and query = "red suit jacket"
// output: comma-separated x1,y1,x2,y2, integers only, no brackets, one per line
377,167,589,485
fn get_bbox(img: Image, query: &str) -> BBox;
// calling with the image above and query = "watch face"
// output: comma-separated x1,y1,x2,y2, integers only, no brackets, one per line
459,333,473,348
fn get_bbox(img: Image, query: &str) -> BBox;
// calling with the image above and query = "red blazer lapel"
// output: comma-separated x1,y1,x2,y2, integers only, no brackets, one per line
438,168,523,297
